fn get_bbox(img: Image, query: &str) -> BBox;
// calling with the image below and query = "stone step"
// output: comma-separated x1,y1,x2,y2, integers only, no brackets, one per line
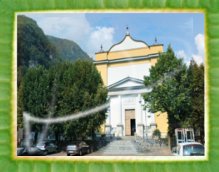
99,139,139,155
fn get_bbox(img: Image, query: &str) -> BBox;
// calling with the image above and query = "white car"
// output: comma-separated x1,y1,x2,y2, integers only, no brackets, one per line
172,142,204,156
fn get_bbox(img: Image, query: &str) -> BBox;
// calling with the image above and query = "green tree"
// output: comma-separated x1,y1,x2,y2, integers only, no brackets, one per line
153,129,161,139
185,60,204,143
21,60,107,141
52,60,107,140
22,66,52,134
17,81,24,129
143,46,190,138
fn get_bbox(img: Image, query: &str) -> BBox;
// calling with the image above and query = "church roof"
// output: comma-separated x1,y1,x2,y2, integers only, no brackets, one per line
108,34,149,53
94,27,163,64
108,76,145,90
107,76,152,94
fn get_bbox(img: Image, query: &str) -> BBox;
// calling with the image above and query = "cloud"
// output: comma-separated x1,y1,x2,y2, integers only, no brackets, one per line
176,33,205,66
192,54,203,65
25,13,91,50
176,50,187,59
24,13,115,59
86,27,115,58
192,33,205,65
176,50,190,66
40,15,91,41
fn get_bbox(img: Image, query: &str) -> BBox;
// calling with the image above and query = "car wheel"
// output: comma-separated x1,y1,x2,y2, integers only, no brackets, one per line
79,150,82,156
87,149,90,154
67,153,70,156
43,150,48,156
90,147,93,153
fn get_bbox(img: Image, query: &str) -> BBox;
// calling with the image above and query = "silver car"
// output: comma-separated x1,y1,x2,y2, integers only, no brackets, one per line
36,141,58,155
66,141,90,156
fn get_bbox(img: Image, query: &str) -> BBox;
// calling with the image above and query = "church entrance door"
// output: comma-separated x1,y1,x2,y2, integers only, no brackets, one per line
125,109,135,136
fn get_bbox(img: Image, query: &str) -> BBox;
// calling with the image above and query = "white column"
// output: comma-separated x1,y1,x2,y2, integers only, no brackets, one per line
105,97,111,135
116,95,123,137
137,94,144,137
138,94,143,124
119,95,122,124
106,108,110,125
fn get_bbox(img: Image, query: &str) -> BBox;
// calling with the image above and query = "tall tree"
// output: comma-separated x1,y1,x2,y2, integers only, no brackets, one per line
185,60,204,143
52,60,107,140
22,66,52,134
143,46,190,139
21,60,107,141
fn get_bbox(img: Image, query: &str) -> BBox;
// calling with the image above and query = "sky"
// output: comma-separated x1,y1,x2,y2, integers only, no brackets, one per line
24,12,204,65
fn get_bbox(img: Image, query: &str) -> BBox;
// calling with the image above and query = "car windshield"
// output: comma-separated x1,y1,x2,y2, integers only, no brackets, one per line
183,144,204,156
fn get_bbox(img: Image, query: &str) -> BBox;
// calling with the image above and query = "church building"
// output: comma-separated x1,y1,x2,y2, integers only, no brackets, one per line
94,28,168,139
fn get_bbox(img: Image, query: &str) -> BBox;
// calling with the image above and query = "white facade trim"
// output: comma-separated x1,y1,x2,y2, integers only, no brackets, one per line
109,35,148,52
94,53,159,65
108,77,143,89
116,81,143,88
108,88,151,96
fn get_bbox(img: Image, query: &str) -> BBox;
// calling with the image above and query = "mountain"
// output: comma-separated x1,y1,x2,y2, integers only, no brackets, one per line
47,35,90,61
17,15,91,70
17,15,57,68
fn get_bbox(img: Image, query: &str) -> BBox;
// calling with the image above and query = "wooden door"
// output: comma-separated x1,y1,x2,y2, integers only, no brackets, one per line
125,109,135,136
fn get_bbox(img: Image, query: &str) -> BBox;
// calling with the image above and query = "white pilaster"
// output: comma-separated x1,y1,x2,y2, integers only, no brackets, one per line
119,95,122,124
116,95,123,137
138,94,143,124
106,108,110,125
137,124,144,138
105,107,112,135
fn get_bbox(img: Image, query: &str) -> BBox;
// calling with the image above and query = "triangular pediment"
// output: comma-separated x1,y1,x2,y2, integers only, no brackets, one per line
108,77,145,91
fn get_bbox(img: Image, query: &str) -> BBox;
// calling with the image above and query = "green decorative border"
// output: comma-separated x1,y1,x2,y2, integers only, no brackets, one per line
0,0,218,171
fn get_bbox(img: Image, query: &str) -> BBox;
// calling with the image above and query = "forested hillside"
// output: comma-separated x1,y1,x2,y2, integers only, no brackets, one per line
17,15,56,69
47,35,90,61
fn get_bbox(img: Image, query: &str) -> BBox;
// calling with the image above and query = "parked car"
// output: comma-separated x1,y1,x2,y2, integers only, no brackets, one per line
66,141,90,156
17,146,46,156
36,141,58,155
17,141,43,156
172,142,204,156
17,147,27,156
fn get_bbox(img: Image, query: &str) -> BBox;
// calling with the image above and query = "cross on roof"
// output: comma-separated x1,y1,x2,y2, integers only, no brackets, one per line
126,26,130,35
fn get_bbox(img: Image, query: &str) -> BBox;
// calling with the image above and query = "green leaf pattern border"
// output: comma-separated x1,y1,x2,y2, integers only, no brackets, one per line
0,0,218,171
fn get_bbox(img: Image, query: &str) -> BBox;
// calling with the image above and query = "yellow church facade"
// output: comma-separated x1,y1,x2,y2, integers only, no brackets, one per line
94,30,168,138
